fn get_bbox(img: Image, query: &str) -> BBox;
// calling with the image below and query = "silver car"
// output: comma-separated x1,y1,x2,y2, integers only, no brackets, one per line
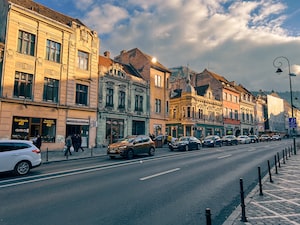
0,140,42,175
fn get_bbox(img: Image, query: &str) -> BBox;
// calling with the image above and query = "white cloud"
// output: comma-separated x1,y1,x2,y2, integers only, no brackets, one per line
73,0,300,91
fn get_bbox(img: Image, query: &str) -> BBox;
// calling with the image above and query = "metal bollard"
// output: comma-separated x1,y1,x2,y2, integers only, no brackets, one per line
258,166,263,196
277,152,281,168
205,208,212,225
268,160,273,183
46,147,49,162
274,155,278,174
285,148,288,160
240,178,247,222
289,147,291,157
282,150,285,164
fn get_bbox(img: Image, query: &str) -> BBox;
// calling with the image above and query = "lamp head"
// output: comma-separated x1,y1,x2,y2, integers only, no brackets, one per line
276,68,283,75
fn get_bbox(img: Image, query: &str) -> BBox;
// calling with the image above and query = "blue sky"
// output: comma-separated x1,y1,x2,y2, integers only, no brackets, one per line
34,0,300,92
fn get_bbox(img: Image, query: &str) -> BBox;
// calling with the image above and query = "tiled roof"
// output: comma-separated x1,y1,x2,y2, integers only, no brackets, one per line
203,68,230,84
8,0,85,27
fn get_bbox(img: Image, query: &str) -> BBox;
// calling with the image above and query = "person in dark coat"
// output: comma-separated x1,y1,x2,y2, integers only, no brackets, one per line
65,135,73,156
35,134,42,149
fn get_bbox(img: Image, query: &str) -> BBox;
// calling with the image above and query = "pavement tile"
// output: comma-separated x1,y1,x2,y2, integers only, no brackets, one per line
223,152,300,225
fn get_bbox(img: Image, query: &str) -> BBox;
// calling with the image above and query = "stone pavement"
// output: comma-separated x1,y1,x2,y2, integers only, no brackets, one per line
223,150,300,225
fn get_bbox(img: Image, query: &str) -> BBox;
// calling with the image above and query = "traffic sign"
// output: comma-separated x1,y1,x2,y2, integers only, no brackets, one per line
289,117,297,128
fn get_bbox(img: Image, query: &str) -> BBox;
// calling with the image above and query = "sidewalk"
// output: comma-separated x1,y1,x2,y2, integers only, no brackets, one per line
41,146,108,163
223,151,300,225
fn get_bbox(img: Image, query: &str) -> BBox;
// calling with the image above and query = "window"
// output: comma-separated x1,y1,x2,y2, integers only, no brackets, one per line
43,78,59,103
135,95,143,112
14,72,33,99
235,110,239,120
17,30,35,56
155,75,162,87
187,107,191,118
173,109,176,119
106,88,114,107
118,91,125,108
76,84,88,105
199,109,203,119
155,99,161,113
46,40,61,63
78,50,89,70
166,101,169,113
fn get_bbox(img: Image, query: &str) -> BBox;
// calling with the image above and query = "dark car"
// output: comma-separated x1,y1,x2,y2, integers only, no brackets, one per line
248,135,259,143
203,135,222,147
221,135,238,145
168,136,202,151
107,135,155,159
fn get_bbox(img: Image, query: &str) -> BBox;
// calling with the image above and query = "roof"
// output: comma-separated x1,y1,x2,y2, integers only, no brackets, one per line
99,55,143,79
8,0,85,27
202,68,230,84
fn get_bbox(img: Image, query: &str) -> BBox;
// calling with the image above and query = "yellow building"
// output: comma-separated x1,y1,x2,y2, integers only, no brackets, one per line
168,76,223,138
0,0,99,150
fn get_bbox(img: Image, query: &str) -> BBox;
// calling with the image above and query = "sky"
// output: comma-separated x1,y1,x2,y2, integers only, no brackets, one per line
34,0,300,92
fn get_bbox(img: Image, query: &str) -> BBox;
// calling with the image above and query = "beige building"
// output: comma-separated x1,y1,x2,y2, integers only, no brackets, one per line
115,48,171,136
0,0,99,150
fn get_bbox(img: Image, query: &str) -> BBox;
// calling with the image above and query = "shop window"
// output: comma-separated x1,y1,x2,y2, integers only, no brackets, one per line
17,30,35,56
14,71,33,99
11,116,56,142
76,84,88,105
43,77,59,102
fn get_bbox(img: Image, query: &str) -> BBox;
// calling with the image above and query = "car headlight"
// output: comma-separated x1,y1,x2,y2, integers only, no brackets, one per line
119,146,127,150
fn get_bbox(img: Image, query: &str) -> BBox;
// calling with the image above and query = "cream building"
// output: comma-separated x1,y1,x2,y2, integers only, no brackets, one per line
0,0,99,150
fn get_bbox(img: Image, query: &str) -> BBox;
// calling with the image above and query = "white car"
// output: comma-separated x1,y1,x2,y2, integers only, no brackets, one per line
0,140,42,175
237,135,251,144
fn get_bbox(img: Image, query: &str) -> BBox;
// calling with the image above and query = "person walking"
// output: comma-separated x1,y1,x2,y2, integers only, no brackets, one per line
65,135,73,156
78,134,84,152
35,134,42,149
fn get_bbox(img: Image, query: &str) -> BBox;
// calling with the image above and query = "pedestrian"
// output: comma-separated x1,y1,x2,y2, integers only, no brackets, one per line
65,135,72,156
78,134,84,152
35,134,42,149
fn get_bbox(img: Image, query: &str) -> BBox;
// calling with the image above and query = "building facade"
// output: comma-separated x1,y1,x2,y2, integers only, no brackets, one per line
0,0,99,150
98,51,150,146
195,69,241,136
115,48,170,137
235,84,256,135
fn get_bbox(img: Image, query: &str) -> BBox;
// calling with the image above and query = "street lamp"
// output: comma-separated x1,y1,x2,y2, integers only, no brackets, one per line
273,56,297,154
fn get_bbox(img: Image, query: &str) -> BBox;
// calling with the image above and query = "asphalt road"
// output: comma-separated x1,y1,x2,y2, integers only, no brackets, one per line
0,140,291,225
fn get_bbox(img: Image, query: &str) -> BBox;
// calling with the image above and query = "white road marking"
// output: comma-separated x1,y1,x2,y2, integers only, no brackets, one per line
139,168,180,181
217,154,232,159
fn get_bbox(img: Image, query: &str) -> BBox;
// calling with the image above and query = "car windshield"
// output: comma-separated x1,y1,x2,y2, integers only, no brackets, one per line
120,137,136,143
205,136,215,140
179,137,189,141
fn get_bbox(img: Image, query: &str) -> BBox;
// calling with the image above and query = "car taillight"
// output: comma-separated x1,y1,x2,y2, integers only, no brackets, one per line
32,149,41,154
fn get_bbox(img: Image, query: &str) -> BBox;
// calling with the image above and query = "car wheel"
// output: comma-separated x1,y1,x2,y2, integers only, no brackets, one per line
169,147,174,151
148,147,155,156
14,161,31,175
127,149,134,160
197,143,201,150
109,156,116,159
185,145,189,151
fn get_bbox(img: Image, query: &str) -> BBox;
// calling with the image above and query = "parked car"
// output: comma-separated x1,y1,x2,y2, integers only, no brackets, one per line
248,135,259,143
237,135,251,144
272,134,281,141
0,139,42,175
221,135,238,145
107,135,155,159
260,134,271,142
168,136,202,151
202,135,222,147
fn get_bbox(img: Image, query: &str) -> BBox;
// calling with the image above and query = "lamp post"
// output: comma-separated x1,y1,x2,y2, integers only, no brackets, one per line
273,56,297,154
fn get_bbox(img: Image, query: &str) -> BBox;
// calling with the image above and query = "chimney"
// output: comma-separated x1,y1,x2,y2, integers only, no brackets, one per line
104,51,110,58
